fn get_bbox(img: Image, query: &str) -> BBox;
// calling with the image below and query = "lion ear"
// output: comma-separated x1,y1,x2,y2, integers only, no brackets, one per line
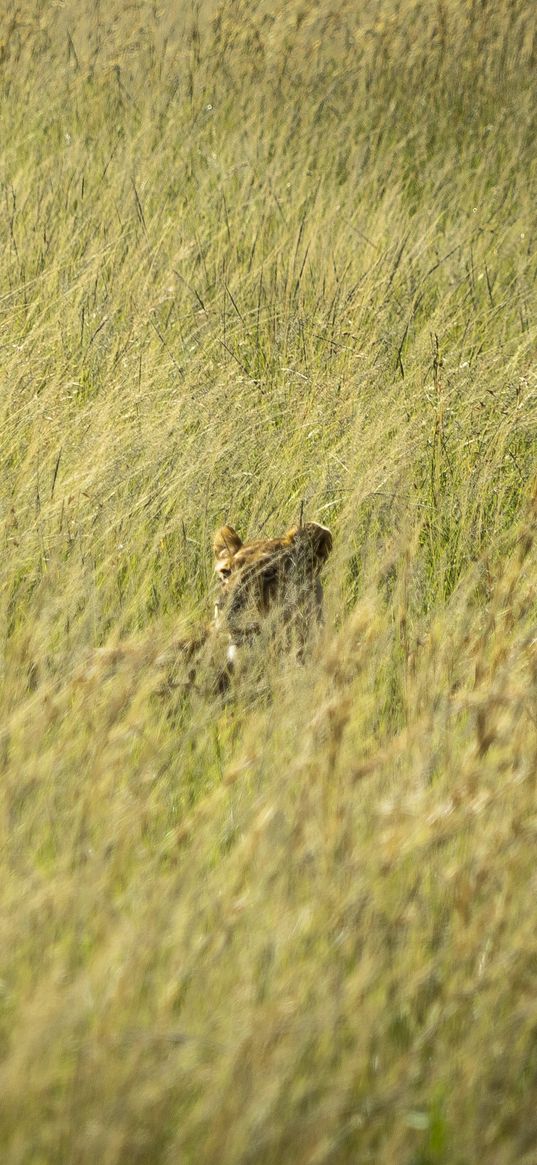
213,526,243,583
213,525,242,561
311,524,333,564
291,523,333,566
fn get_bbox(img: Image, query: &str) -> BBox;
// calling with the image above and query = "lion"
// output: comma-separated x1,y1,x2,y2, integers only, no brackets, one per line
72,522,332,700
212,521,333,664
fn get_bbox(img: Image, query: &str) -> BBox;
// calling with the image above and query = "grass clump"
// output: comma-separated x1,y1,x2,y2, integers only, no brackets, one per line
1,1,537,1161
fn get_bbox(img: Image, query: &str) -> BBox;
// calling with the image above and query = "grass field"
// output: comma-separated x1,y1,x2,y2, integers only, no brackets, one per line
1,1,537,1161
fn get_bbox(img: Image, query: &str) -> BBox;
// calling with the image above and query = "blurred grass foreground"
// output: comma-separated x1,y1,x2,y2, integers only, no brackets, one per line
1,0,537,1161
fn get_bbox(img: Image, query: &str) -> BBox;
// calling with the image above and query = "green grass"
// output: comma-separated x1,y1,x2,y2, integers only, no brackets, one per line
1,0,537,1161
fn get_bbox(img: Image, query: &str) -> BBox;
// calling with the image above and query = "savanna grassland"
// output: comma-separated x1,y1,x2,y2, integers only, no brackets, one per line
1,1,537,1161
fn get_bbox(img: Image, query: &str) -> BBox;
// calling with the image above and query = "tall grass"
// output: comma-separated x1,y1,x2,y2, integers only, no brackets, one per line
1,1,537,1161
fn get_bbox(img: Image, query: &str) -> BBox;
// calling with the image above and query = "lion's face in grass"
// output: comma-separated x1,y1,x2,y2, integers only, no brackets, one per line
212,522,333,663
